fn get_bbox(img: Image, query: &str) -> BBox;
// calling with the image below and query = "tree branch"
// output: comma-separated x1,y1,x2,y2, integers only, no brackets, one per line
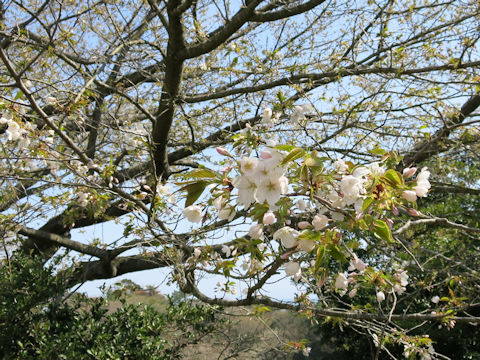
393,217,480,235
183,276,480,324
402,93,480,167
18,226,108,259
251,0,326,22
181,0,263,59
180,60,480,103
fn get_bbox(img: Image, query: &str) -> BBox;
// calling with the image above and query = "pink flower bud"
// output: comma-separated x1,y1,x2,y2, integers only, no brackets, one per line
260,150,272,159
392,205,399,216
143,185,152,192
385,218,394,229
298,221,310,230
263,212,276,224
407,208,421,217
349,288,357,298
280,249,295,259
216,147,230,156
402,167,417,178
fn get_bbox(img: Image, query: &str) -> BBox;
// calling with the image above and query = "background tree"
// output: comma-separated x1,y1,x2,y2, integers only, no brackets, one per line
0,252,221,359
1,0,480,358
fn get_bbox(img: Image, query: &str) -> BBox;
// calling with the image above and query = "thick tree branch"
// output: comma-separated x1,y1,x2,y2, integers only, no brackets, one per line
18,226,108,259
69,254,171,283
402,93,480,167
151,0,187,179
251,0,326,22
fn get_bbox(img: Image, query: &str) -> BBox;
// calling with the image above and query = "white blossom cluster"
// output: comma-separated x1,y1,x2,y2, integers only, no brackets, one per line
404,342,435,360
401,167,431,202
0,114,30,149
76,191,90,207
335,264,410,299
393,269,409,295
335,256,369,298
124,122,149,151
326,159,386,213
177,128,434,305
231,147,288,210
261,107,280,128
212,195,236,222
290,104,313,123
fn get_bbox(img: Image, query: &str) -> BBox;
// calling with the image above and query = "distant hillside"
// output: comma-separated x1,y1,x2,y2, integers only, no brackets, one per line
108,292,341,360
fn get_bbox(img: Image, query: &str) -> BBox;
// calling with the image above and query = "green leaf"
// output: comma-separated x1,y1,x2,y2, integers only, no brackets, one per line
329,245,346,263
182,181,209,207
383,169,403,187
281,148,305,165
253,305,271,315
298,229,322,241
299,164,309,180
247,203,270,222
183,168,219,179
369,147,386,155
15,90,24,100
315,245,327,271
362,197,375,212
274,144,296,151
357,219,368,230
123,224,134,237
373,219,394,243
304,157,323,167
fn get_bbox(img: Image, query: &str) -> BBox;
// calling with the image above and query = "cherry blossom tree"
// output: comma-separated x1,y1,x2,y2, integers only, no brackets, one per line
1,0,480,358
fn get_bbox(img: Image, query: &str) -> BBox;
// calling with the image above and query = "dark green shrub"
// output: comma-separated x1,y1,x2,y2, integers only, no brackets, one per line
0,253,219,359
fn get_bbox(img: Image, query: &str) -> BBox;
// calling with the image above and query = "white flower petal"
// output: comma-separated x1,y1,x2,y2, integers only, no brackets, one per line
183,205,203,223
